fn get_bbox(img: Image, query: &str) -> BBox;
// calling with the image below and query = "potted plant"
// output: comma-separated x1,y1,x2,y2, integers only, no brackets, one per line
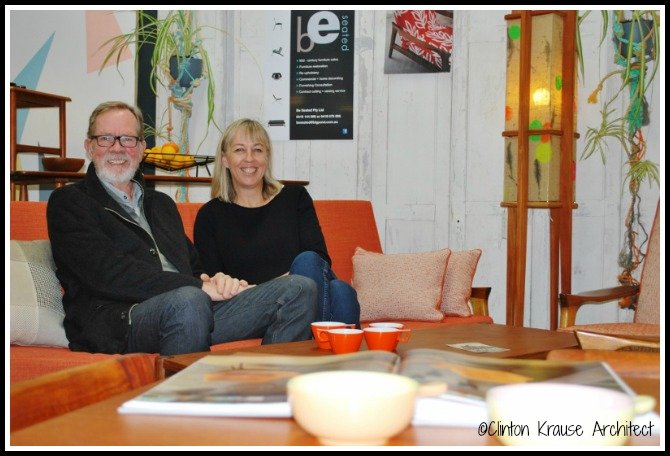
100,10,217,139
577,10,660,289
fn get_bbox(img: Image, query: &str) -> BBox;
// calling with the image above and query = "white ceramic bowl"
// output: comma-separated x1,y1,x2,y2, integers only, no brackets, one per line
369,322,404,329
287,371,418,445
486,383,636,446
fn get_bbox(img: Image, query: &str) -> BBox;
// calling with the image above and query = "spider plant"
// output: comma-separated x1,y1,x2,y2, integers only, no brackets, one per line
99,10,216,127
577,10,661,286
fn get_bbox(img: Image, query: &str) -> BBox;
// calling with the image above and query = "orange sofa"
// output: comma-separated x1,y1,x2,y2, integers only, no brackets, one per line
10,200,492,382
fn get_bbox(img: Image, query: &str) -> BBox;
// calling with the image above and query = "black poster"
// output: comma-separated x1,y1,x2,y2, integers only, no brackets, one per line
290,10,354,140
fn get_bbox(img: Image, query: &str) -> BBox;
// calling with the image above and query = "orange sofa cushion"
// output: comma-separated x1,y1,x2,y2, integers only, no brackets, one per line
313,200,383,283
176,202,202,242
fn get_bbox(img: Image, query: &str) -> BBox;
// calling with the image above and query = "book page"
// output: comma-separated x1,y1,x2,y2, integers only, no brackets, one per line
399,348,633,402
119,351,399,417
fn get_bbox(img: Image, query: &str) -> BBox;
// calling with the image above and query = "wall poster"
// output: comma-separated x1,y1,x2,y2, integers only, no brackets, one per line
265,10,354,141
384,10,453,74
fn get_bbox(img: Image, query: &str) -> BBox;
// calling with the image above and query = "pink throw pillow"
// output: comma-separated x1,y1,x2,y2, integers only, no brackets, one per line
352,247,450,322
440,249,482,316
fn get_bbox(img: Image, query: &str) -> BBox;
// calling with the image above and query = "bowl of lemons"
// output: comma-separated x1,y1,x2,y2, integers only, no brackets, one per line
144,142,197,171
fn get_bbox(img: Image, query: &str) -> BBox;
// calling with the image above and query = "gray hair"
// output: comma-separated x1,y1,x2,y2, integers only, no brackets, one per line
87,101,145,139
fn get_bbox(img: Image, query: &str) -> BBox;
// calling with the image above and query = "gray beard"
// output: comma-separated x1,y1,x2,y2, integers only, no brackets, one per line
95,161,139,185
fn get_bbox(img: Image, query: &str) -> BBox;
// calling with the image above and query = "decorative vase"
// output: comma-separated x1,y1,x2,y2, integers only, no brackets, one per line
169,55,203,88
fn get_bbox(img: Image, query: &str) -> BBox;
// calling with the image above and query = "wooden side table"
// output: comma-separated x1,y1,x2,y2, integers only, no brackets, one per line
10,87,71,201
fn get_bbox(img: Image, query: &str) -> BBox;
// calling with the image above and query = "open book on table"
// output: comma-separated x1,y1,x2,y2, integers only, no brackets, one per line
118,349,635,425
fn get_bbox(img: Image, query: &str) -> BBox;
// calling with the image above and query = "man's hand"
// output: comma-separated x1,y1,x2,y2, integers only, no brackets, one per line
200,272,252,301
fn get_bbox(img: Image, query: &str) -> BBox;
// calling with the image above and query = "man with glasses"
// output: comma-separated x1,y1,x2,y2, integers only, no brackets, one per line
47,101,317,356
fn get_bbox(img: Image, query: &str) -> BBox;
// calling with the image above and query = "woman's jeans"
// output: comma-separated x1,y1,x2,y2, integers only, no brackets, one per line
126,275,317,355
289,251,361,327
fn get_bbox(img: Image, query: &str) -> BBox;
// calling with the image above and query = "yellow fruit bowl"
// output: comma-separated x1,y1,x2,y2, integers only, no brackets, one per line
143,152,214,172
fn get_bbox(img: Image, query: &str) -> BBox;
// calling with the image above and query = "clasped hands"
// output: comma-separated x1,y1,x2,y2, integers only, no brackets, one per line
200,272,254,301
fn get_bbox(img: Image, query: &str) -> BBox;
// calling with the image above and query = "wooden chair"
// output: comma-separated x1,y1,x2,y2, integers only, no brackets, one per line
388,10,453,72
558,201,660,350
10,353,158,432
551,203,660,383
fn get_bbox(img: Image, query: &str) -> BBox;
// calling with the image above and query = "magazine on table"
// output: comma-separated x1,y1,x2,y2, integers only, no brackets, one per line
118,348,635,424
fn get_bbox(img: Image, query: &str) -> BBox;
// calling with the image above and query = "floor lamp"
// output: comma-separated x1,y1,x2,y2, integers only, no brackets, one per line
502,10,578,329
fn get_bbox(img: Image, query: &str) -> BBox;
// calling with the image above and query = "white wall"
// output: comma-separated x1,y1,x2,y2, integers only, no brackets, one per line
9,10,136,182
9,9,661,328
230,10,663,328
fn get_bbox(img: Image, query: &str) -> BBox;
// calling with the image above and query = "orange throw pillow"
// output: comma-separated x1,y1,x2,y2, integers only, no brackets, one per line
440,249,482,316
352,247,450,322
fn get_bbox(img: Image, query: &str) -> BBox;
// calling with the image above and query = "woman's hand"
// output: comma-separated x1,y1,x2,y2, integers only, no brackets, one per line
200,272,252,301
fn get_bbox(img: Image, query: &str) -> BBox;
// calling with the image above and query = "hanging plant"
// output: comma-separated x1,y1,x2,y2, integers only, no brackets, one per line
577,10,660,293
99,10,224,202
99,10,219,141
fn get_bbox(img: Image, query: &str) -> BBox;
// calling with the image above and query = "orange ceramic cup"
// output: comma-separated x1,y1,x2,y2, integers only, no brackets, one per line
319,328,364,354
363,327,411,352
311,322,355,349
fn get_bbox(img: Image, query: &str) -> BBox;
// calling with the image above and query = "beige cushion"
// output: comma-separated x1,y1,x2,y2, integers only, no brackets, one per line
440,249,482,316
352,247,450,322
10,240,69,348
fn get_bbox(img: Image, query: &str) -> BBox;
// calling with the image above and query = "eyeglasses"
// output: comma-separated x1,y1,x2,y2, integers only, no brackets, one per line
90,135,142,148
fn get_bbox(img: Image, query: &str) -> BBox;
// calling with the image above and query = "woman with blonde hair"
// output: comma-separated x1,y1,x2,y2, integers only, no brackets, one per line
194,119,360,326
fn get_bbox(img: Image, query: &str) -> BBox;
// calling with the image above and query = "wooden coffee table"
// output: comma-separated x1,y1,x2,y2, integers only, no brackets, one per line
10,324,660,446
10,380,659,446
163,324,579,376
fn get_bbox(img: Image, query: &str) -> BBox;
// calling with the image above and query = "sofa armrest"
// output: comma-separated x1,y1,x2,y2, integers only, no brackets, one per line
10,353,157,432
469,287,491,317
558,285,639,328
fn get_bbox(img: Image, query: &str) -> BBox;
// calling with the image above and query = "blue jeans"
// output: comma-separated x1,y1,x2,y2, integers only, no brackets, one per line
289,251,360,327
126,276,316,355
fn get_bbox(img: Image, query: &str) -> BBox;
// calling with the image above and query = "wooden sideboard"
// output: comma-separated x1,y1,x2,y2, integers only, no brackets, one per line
10,87,72,201
10,171,308,201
